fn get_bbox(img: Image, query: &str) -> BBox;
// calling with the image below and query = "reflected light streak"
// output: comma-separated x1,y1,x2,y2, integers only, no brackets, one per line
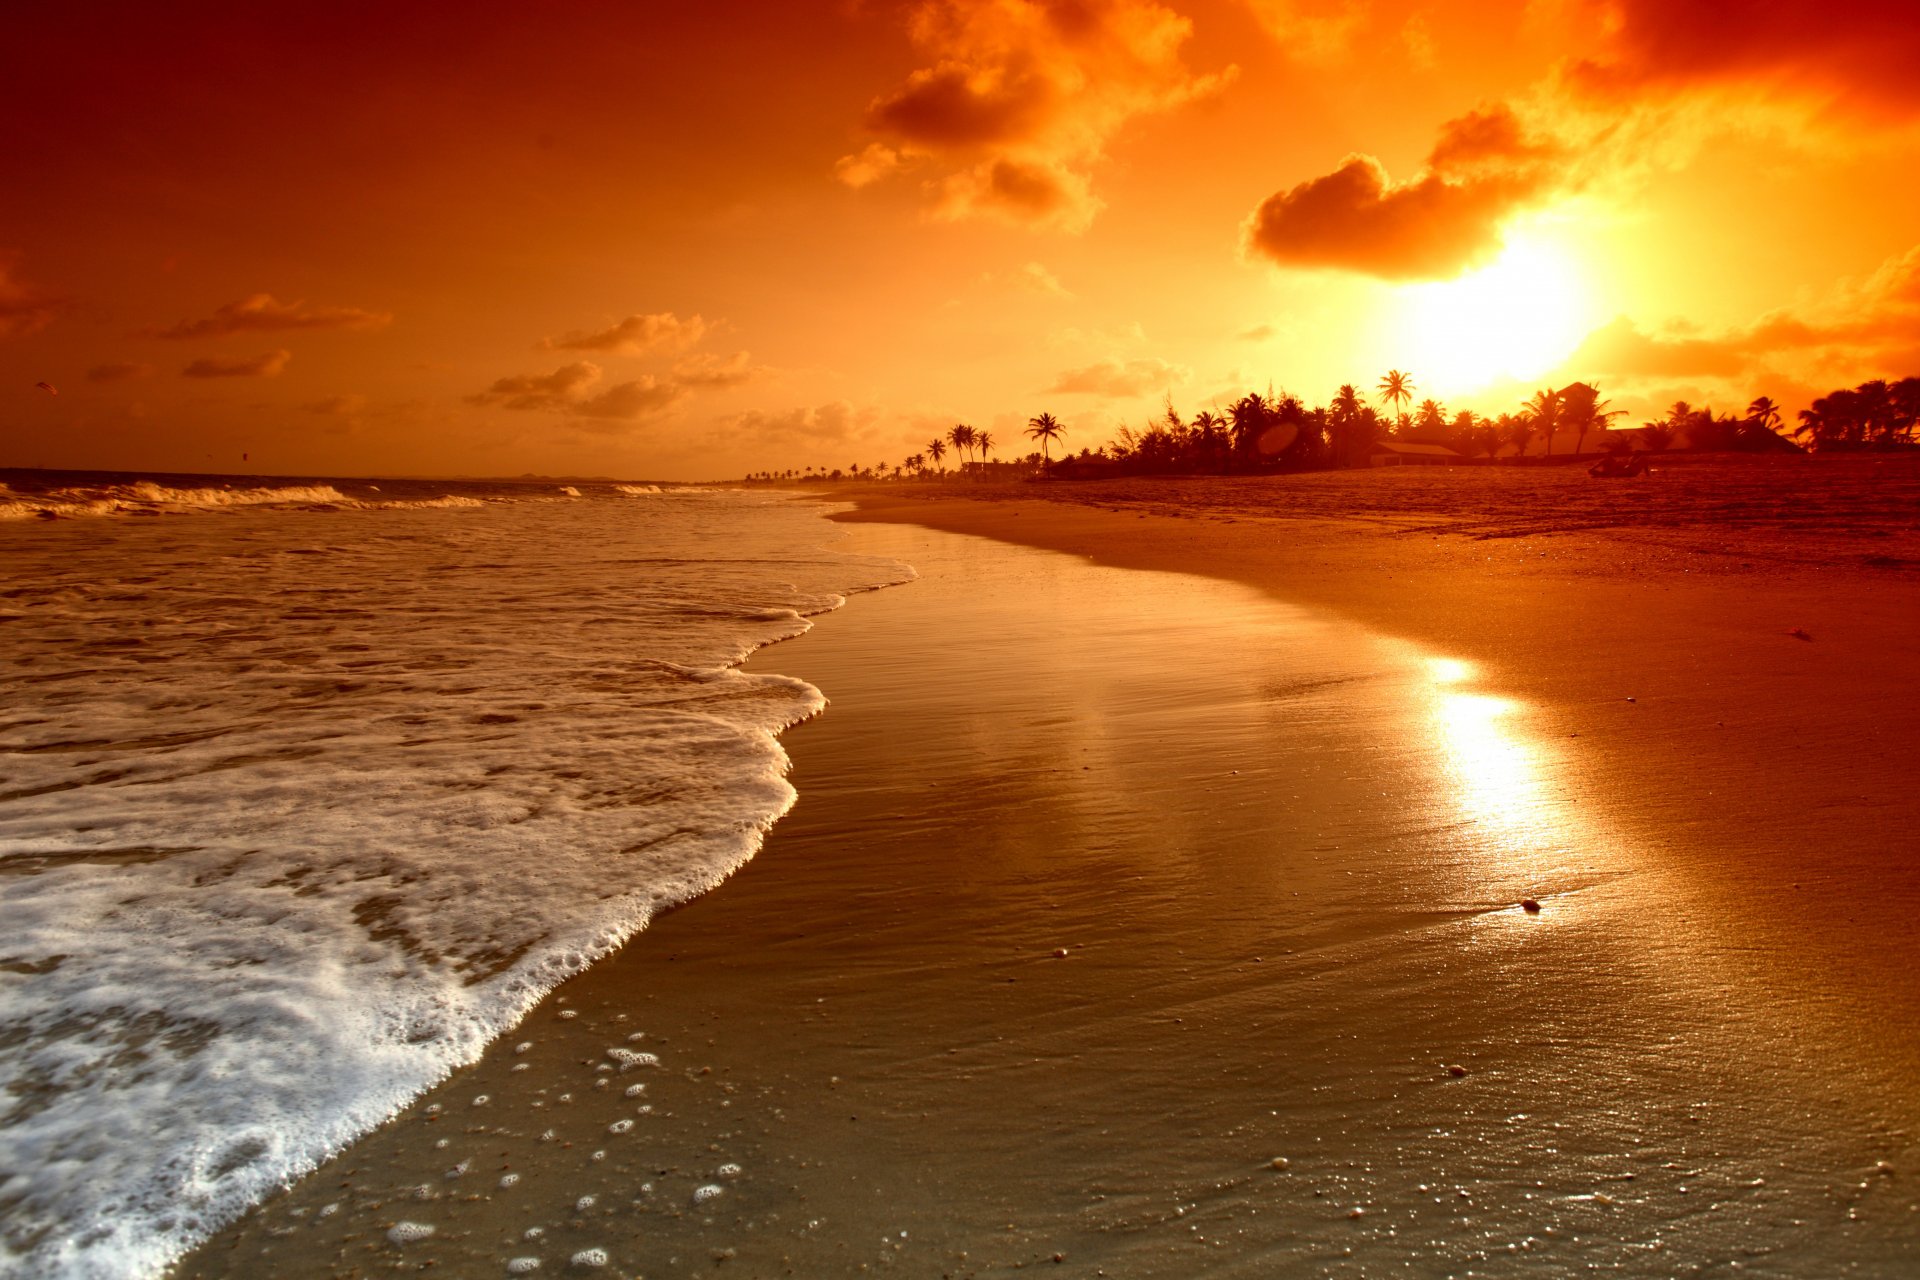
1422,656,1559,849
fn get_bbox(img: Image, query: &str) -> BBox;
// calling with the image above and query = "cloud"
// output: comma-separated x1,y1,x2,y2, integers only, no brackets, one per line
574,377,686,421
86,361,155,382
1560,244,1920,384
1238,323,1276,341
467,361,606,412
1243,104,1562,281
539,312,707,355
1047,356,1191,397
669,350,758,389
1567,0,1920,121
155,294,390,339
467,351,752,423
1008,261,1071,297
1240,0,1366,62
302,394,369,415
0,254,59,339
722,401,875,446
181,349,292,378
835,143,907,189
842,0,1236,229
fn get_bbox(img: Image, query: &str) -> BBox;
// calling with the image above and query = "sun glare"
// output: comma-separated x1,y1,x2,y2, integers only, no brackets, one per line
1395,233,1591,392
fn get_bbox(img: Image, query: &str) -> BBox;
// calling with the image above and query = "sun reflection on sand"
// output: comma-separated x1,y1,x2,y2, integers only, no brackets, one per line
1411,652,1581,894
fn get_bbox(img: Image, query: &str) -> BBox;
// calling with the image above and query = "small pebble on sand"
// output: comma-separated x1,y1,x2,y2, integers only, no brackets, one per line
1522,899,1542,913
1447,1064,1468,1078
1270,1157,1290,1170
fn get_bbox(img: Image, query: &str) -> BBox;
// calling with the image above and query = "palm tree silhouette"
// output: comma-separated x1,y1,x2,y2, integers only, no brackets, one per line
1378,370,1415,431
1747,396,1782,434
1413,398,1446,435
1556,382,1623,454
948,424,977,469
1026,412,1065,472
1525,388,1560,456
926,438,947,472
1332,384,1363,422
976,429,994,464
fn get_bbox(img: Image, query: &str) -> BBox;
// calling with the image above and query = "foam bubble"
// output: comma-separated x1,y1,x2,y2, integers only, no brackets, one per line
387,1221,436,1245
693,1185,725,1204
569,1248,609,1269
507,1258,543,1274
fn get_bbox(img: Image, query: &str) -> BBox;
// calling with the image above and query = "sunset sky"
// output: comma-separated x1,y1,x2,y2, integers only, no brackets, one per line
4,0,1917,479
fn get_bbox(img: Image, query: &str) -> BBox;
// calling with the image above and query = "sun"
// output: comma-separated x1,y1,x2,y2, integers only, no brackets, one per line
1392,232,1592,393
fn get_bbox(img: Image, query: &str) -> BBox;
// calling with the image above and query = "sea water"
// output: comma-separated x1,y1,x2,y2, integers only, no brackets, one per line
0,473,907,1278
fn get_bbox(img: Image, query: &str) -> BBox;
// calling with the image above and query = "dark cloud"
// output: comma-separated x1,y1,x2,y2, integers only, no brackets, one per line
1244,154,1546,281
0,254,60,339
181,349,292,378
867,62,1051,148
86,361,155,382
540,312,707,355
843,0,1235,229
1568,0,1920,118
1047,356,1190,397
1244,101,1562,281
155,294,390,339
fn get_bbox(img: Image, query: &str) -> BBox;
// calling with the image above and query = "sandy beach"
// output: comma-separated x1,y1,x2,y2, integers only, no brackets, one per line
180,457,1920,1278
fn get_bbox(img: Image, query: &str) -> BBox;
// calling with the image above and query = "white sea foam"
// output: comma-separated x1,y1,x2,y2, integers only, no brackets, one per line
613,484,660,496
0,489,911,1277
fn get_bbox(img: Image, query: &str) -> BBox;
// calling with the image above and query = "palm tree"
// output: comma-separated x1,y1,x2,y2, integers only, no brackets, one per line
1413,398,1446,435
1747,395,1782,434
1525,388,1560,456
1378,370,1415,431
1556,382,1623,454
1025,412,1065,472
976,430,994,464
926,437,947,472
948,423,977,469
1332,384,1363,422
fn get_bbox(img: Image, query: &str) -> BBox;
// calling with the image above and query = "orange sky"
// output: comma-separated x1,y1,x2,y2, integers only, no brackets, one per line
3,0,1917,479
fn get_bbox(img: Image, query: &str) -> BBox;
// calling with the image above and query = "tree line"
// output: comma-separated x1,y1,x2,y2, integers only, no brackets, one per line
742,372,1916,484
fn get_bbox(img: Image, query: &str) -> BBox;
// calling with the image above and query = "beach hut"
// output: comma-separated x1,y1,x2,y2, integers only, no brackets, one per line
1369,441,1462,467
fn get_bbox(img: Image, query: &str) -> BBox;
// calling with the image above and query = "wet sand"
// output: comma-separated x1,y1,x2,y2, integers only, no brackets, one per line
181,459,1920,1278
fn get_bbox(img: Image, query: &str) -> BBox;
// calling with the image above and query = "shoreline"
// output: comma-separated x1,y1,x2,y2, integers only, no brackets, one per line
830,464,1920,1092
180,475,1920,1276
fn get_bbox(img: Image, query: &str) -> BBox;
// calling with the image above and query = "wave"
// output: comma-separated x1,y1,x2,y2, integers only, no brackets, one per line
0,480,490,521
0,490,913,1278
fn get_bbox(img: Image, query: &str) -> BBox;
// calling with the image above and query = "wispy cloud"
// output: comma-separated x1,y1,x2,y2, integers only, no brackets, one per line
181,349,292,378
0,253,60,339
155,294,390,339
539,313,707,355
87,361,155,383
1047,356,1190,397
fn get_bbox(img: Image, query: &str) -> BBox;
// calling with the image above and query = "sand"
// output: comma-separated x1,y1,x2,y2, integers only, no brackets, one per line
180,456,1920,1278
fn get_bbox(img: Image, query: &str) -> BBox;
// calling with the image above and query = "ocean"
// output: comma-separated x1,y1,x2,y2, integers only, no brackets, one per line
0,472,909,1278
